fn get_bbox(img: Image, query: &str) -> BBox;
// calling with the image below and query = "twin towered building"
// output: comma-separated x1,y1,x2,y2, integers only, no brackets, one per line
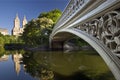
0,14,27,36
12,14,27,36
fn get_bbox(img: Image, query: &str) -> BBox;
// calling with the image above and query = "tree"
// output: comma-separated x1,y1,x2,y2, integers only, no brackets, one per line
21,9,62,46
22,18,54,46
0,37,4,45
0,33,3,37
37,17,53,29
38,9,62,23
22,20,38,45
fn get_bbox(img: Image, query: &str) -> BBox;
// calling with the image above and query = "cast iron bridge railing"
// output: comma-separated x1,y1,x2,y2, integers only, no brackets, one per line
50,0,120,80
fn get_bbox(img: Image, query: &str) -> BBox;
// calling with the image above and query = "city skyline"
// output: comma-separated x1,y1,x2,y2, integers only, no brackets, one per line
0,0,69,34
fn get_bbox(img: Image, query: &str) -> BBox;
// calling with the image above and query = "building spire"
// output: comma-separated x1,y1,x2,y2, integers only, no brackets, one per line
12,14,27,36
15,13,20,22
16,13,18,17
22,15,27,28
23,15,26,20
16,13,19,19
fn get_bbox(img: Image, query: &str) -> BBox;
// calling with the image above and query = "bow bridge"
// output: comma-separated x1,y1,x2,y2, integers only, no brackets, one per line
49,0,120,80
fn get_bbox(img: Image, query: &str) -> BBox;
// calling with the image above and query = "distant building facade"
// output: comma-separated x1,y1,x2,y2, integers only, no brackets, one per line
0,28,8,35
12,14,27,36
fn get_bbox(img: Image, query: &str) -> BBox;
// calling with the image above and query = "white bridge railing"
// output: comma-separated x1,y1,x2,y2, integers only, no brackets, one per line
51,0,120,54
50,0,120,79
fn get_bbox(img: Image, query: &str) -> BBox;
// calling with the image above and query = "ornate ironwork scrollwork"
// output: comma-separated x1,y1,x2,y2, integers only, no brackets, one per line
76,10,120,53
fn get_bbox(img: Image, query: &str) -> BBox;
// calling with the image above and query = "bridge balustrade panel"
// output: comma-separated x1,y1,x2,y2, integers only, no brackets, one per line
75,9,120,55
51,0,120,56
53,0,91,32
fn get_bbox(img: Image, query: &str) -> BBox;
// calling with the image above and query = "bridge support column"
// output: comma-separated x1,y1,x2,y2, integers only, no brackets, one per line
51,41,64,50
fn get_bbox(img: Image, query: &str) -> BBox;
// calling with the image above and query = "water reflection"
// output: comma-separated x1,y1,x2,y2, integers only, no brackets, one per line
0,55,9,61
12,52,22,75
0,50,35,80
0,49,116,80
22,51,115,80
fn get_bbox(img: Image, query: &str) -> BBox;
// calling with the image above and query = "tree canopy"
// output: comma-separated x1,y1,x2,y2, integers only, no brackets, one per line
21,9,62,46
38,9,62,23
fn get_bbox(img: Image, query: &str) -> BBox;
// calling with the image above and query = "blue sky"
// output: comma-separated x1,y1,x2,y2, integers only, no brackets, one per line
0,0,69,34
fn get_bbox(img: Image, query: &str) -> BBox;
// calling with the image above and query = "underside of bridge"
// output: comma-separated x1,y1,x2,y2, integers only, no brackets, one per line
51,28,120,80
50,0,120,80
50,32,74,50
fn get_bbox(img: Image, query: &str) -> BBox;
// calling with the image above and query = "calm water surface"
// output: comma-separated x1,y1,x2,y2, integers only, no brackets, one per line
0,50,116,80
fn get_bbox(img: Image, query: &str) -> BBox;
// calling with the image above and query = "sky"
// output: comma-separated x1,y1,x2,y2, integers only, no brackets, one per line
0,0,69,34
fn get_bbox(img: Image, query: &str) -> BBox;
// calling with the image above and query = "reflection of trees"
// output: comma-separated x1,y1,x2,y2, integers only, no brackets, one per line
54,71,92,80
5,50,25,55
41,68,54,80
95,71,115,80
22,51,54,80
0,46,5,57
0,46,12,57
22,51,115,80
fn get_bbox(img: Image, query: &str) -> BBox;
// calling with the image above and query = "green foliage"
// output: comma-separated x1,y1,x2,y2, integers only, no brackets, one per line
22,51,115,80
0,33,10,45
22,18,53,46
0,33,3,36
0,34,18,55
38,9,62,23
21,9,62,46
0,46,5,56
68,37,89,47
0,37,4,45
37,17,54,29
0,33,22,45
21,20,39,45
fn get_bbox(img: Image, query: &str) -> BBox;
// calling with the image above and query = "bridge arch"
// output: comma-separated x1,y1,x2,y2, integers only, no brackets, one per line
50,0,120,79
50,27,120,80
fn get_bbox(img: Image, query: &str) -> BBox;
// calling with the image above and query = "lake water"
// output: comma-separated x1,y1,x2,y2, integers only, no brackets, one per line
0,49,116,80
